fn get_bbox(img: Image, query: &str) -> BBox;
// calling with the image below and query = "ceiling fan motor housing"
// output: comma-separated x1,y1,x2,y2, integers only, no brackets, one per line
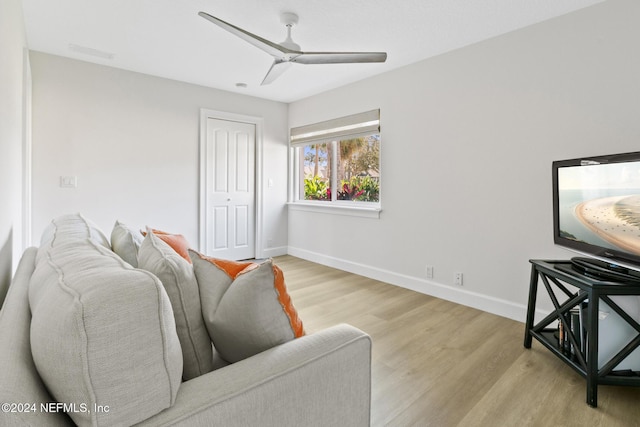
280,12,299,27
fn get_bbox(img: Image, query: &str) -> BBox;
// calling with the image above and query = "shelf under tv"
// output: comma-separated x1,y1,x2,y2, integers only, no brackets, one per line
524,259,640,407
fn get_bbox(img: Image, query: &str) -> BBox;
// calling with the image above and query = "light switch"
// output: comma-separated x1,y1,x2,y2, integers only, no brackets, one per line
268,178,274,188
60,176,77,188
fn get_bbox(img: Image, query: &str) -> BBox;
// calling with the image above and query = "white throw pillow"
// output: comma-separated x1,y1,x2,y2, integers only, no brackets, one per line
189,250,305,363
111,220,144,267
138,230,214,380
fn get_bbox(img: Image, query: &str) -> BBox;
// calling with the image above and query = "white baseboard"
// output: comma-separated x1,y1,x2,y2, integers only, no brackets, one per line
263,245,288,258
287,246,533,323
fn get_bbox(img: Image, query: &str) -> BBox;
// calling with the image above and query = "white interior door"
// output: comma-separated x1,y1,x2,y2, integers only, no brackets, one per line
204,118,256,260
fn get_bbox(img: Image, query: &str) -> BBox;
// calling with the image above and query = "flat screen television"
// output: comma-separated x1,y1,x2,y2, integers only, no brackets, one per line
553,151,640,282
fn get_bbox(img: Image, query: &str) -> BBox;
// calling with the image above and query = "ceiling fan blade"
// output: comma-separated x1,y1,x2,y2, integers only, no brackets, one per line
198,12,297,59
261,61,293,85
293,51,387,65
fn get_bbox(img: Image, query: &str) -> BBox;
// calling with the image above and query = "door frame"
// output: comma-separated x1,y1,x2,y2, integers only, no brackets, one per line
199,109,264,258
22,48,32,252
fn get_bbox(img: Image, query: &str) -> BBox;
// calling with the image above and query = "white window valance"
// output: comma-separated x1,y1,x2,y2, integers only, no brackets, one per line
290,109,380,147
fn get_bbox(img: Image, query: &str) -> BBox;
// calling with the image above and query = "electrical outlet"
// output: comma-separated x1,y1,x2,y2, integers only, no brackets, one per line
60,176,77,188
426,265,434,279
454,272,463,286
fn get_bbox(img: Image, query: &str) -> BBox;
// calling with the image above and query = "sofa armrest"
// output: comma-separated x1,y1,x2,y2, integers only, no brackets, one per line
0,247,73,427
135,324,371,427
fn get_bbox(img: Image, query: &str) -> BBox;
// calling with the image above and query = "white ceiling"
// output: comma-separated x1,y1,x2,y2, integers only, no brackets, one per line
21,0,603,103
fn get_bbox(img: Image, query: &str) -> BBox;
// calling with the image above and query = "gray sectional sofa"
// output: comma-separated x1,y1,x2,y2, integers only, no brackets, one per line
0,214,372,426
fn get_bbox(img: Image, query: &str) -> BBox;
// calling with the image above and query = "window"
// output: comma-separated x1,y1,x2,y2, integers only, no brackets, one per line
291,110,381,210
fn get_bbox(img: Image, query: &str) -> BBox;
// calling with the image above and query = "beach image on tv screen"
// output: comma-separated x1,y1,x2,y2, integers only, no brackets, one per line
558,162,640,256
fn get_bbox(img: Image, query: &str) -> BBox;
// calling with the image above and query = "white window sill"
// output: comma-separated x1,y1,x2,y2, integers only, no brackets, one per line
287,202,381,219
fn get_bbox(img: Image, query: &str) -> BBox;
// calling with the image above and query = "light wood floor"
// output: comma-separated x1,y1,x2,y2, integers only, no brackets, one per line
274,255,640,427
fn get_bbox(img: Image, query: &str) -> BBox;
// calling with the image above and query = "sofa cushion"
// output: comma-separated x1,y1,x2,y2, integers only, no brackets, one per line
189,250,305,363
138,230,214,380
28,239,183,427
111,220,144,267
37,213,110,264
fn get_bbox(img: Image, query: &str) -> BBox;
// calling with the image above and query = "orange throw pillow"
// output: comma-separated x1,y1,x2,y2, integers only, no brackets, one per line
142,228,192,264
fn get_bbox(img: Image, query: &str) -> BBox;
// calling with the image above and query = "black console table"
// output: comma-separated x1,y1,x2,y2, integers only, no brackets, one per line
524,260,640,407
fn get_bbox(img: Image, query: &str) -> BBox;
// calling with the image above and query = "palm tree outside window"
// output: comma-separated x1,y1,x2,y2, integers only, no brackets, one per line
290,110,380,205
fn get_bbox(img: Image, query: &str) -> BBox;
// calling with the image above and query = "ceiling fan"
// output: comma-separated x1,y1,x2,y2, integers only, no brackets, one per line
198,11,387,85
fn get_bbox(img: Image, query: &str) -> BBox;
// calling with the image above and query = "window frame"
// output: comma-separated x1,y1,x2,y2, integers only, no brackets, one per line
288,110,381,218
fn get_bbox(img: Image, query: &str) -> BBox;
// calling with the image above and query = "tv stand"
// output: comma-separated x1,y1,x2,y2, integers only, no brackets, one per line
524,260,640,407
569,257,640,284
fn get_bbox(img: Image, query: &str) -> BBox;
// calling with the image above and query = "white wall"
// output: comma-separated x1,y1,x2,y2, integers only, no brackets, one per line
0,0,28,304
30,52,289,255
288,0,640,321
